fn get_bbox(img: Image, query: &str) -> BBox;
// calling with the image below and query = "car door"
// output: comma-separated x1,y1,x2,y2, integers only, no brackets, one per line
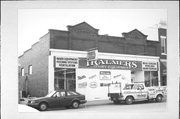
65,91,80,106
139,84,148,99
58,91,68,107
136,84,148,100
49,91,66,108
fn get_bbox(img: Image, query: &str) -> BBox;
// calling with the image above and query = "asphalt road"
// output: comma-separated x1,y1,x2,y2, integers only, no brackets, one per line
46,100,167,113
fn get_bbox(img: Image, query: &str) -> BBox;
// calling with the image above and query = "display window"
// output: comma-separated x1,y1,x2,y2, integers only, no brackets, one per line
144,71,158,87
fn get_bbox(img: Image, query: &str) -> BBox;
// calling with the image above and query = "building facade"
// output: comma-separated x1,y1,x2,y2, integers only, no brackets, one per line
19,22,161,100
142,21,167,86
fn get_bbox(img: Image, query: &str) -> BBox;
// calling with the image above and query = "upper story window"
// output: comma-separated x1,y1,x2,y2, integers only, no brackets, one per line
160,36,167,55
28,65,32,75
21,68,24,76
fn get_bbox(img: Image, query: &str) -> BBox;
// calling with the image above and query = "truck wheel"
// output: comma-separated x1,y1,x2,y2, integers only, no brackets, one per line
72,101,80,109
39,102,48,111
156,95,163,102
125,96,133,105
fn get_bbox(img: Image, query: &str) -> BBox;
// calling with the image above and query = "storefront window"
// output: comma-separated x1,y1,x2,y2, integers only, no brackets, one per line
131,71,135,83
160,36,167,55
144,71,158,87
54,68,76,91
160,61,167,86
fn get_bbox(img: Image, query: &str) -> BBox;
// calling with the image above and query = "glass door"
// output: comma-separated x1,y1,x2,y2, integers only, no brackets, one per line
54,68,76,91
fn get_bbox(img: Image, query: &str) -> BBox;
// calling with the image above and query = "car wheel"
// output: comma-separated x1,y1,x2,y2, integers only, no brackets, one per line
125,96,133,105
156,95,163,102
72,101,79,109
39,103,48,111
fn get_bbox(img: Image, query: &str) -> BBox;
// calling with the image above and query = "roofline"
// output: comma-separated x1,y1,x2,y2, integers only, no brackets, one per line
67,21,99,31
50,49,160,60
122,29,148,37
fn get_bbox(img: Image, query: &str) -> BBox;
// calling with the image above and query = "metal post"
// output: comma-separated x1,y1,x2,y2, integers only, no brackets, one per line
64,69,67,90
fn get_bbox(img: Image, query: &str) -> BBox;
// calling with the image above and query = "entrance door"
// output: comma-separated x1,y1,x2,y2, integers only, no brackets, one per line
54,68,76,91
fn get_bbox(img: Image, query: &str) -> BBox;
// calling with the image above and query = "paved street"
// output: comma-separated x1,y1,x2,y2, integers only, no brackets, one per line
46,99,167,113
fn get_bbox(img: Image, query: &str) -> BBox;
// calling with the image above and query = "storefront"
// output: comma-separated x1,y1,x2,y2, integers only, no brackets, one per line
48,49,160,101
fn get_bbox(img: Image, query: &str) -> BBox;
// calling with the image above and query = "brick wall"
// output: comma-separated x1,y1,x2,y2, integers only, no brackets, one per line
49,29,160,57
19,33,50,97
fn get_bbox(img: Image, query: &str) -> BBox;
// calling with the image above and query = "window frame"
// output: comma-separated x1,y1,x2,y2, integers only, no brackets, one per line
28,65,32,75
160,36,167,55
21,68,24,76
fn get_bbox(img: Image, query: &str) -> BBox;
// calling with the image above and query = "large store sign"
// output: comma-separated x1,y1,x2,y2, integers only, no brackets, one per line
79,58,142,71
142,62,158,71
54,57,78,68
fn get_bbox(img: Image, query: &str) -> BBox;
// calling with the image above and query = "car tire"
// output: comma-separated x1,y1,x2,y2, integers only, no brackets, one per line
39,102,48,111
72,101,79,109
125,96,133,105
156,95,163,102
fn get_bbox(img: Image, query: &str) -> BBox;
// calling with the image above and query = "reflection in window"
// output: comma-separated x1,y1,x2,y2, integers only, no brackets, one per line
21,68,24,76
60,92,66,96
67,91,79,96
144,71,158,87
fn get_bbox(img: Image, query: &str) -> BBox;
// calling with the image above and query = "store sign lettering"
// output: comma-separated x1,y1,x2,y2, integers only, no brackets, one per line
78,82,87,88
89,75,97,79
54,57,78,68
137,94,146,97
100,71,111,80
100,83,109,87
79,58,142,71
142,62,158,71
78,75,86,80
89,82,98,88
113,74,121,79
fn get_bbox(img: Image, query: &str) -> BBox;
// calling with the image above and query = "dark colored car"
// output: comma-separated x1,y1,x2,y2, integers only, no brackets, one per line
27,90,87,111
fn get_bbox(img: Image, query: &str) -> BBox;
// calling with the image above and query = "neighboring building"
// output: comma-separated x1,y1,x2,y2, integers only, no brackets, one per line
142,21,167,86
18,22,161,101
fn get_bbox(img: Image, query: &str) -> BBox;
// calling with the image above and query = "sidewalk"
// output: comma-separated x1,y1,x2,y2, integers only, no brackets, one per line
85,100,112,106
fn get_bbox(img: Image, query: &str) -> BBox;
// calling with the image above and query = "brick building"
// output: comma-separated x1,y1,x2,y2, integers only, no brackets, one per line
142,21,167,86
18,22,162,100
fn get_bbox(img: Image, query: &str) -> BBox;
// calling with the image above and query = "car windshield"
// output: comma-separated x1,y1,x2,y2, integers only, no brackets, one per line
45,91,56,97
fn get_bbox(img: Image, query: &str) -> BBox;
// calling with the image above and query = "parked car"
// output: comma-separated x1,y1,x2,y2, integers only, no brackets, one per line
27,90,87,111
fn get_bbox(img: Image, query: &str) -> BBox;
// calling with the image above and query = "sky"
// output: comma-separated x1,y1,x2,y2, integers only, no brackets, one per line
18,9,167,56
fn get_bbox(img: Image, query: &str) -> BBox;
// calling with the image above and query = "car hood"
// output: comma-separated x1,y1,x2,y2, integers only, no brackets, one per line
29,97,49,101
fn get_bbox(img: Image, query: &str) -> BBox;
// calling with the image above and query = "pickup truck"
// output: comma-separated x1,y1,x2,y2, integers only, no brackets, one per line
107,82,166,104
